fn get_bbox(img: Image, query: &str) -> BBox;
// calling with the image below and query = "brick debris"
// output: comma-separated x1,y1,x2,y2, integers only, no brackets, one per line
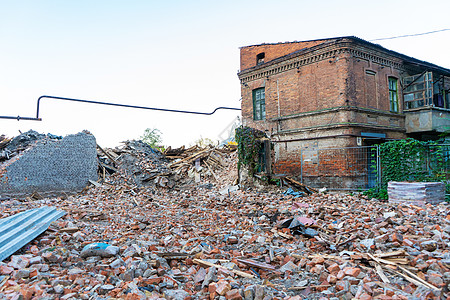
0,138,449,299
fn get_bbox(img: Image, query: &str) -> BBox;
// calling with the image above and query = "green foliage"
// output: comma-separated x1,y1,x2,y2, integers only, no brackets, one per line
369,138,449,200
377,138,446,186
192,136,217,148
363,187,388,200
269,177,281,186
235,126,266,176
140,128,163,150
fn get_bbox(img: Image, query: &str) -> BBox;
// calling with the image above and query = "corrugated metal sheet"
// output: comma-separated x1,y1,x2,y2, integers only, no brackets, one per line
0,206,66,261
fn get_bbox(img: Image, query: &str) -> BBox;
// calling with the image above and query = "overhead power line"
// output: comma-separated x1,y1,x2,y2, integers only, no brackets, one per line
369,28,450,42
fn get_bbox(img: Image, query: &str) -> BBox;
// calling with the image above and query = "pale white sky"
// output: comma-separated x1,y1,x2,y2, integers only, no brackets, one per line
1,0,449,147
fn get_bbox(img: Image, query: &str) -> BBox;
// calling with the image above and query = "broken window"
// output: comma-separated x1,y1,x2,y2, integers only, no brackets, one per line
257,139,271,173
253,88,266,120
403,72,450,110
256,53,265,65
433,75,450,109
403,72,433,109
388,77,399,112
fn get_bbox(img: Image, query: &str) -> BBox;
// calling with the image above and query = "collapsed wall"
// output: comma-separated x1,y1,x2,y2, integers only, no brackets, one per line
0,131,98,198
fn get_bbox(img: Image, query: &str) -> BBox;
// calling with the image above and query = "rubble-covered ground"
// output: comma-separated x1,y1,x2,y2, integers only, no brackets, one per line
0,136,449,299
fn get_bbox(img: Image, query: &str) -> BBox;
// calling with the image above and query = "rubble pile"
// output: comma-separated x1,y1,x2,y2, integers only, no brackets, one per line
0,132,449,299
0,184,449,299
0,131,54,162
98,140,174,188
98,142,239,190
165,145,238,189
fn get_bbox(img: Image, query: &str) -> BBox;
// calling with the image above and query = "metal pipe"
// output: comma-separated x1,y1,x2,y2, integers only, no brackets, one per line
1,95,241,121
36,95,241,118
0,115,42,121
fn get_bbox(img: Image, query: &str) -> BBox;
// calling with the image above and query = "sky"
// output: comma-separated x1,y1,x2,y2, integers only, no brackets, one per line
1,0,450,147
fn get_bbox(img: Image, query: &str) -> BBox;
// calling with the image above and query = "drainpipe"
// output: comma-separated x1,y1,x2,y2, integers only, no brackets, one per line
276,80,281,134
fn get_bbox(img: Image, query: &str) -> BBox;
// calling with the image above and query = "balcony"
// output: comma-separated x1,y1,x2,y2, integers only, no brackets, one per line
403,72,450,134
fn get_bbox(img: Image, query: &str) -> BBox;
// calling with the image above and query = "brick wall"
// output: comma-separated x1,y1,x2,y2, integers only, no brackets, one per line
240,39,331,71
240,54,349,133
347,58,403,111
273,138,376,190
238,38,408,188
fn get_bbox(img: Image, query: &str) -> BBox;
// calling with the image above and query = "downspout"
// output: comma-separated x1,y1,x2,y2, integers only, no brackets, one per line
275,79,282,171
276,79,281,134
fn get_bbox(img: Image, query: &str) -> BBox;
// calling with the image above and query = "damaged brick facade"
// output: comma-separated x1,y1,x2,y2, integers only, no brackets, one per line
238,36,450,189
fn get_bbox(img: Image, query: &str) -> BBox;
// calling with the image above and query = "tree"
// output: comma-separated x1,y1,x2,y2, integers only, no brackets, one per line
192,136,217,147
140,128,163,149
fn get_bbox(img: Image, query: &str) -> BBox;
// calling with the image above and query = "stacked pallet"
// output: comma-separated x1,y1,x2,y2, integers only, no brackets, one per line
388,181,445,206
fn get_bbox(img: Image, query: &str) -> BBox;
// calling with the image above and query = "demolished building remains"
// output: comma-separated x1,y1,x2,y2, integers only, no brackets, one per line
0,128,448,299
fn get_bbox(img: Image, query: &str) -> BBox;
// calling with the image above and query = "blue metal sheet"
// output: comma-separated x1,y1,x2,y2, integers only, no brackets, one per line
361,132,386,138
0,206,66,261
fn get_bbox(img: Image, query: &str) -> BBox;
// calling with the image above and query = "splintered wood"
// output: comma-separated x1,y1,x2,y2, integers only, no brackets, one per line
96,141,238,189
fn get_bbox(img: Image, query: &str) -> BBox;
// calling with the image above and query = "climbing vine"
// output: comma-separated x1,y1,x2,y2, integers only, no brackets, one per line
365,138,448,199
235,126,266,176
379,139,446,184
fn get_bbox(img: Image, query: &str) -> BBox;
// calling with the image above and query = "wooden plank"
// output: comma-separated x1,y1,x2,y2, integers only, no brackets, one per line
284,177,318,193
236,258,276,271
0,275,10,292
374,250,406,258
336,234,357,247
397,265,439,290
89,180,102,187
193,258,254,278
367,253,397,266
170,149,211,167
97,144,117,164
383,258,408,265
367,252,439,291
276,231,293,240
375,264,390,283
288,284,331,291
393,270,438,291
204,161,219,182
59,227,80,233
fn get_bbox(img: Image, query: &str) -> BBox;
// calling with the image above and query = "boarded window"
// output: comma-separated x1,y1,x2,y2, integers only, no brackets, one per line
365,71,377,109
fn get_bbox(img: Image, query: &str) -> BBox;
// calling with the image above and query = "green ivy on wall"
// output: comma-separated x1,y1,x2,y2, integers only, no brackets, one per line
235,126,266,176
365,138,448,200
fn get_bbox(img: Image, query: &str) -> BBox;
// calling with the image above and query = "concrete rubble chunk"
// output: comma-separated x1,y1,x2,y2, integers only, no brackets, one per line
163,289,190,300
98,284,115,295
279,260,298,273
0,131,98,198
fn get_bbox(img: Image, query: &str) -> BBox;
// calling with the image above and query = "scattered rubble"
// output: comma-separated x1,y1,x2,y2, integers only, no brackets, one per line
0,181,449,299
0,132,449,299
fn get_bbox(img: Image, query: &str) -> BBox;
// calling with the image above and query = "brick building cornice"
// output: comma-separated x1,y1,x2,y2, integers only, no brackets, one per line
238,37,450,84
238,38,404,84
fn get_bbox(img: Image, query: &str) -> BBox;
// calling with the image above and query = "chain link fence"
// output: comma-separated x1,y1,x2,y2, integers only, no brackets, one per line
297,144,450,191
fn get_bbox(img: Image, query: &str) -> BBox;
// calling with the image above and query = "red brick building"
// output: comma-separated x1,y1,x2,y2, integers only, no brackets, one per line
237,36,450,189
